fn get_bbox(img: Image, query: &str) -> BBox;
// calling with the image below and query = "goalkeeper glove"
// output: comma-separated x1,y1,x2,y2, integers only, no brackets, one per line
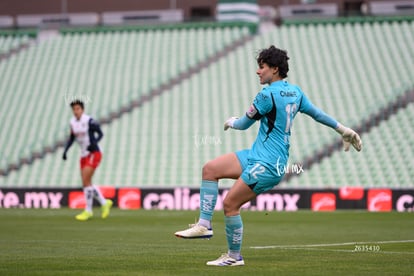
336,123,362,152
224,117,238,131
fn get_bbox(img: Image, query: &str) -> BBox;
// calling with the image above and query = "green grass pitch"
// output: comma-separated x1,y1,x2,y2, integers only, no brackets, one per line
0,209,413,275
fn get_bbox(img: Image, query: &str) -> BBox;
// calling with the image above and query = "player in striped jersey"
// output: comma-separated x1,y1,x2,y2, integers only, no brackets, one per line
63,100,112,221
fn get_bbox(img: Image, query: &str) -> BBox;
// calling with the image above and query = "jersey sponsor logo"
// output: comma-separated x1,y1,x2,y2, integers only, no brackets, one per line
280,90,297,97
253,93,268,106
118,188,141,209
339,186,364,200
257,93,268,100
367,189,392,212
311,193,336,211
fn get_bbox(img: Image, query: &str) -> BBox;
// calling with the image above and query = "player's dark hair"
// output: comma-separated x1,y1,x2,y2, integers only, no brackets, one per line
70,100,84,110
257,45,289,78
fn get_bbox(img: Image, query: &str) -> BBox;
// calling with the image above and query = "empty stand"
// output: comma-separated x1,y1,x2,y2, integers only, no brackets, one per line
0,25,250,182
0,19,413,188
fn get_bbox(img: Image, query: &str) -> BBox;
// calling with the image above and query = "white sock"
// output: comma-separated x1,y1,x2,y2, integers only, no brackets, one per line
228,250,241,260
83,186,94,213
92,186,107,206
198,218,211,229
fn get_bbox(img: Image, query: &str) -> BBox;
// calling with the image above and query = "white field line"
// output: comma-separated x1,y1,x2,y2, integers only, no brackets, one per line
264,247,414,255
251,240,414,250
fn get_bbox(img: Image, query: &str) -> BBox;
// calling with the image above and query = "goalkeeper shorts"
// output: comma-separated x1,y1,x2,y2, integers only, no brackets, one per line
235,149,285,194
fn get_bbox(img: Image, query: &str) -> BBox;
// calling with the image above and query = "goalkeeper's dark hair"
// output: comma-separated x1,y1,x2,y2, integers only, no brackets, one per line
70,99,84,110
257,45,289,78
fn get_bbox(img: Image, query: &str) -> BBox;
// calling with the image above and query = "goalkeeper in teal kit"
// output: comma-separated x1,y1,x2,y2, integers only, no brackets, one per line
175,46,362,266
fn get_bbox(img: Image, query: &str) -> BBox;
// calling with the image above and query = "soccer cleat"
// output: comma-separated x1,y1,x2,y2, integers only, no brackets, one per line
101,199,113,219
206,253,245,266
174,223,213,239
75,210,93,221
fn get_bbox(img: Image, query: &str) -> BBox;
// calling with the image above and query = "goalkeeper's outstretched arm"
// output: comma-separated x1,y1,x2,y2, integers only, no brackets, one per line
302,103,362,152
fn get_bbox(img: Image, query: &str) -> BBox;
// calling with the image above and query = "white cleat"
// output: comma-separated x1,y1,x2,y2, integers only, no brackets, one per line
206,253,245,266
174,224,213,239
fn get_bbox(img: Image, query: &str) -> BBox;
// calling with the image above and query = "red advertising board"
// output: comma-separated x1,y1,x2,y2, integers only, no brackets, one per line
68,186,116,209
0,187,412,212
339,186,364,200
367,189,392,212
118,188,141,210
68,191,85,209
311,193,336,211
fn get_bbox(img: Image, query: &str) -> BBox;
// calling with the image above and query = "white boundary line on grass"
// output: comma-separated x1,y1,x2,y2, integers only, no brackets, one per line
261,247,414,255
250,240,414,254
250,239,414,249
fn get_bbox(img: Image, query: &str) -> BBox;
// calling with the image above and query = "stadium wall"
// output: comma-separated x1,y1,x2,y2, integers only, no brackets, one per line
0,0,402,19
0,187,413,212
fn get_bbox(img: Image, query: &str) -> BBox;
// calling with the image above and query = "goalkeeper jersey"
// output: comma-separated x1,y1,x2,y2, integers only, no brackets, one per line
247,80,337,168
